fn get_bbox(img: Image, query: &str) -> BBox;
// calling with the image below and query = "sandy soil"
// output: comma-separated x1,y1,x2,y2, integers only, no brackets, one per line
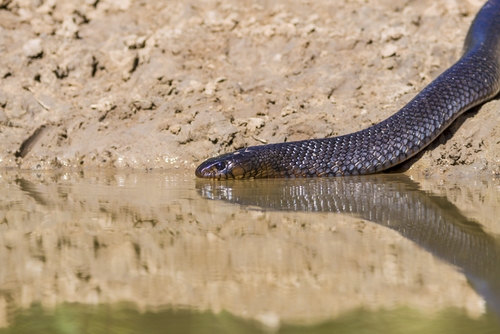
0,0,498,178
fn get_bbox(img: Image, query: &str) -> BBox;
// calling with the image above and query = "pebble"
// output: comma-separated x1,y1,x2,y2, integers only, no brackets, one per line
381,43,398,58
23,39,43,58
281,106,297,117
245,117,265,132
169,124,182,135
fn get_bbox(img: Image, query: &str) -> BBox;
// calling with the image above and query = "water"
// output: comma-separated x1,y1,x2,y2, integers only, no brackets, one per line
0,170,499,333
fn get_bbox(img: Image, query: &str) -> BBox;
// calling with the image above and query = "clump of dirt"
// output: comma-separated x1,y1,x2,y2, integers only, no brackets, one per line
0,0,496,178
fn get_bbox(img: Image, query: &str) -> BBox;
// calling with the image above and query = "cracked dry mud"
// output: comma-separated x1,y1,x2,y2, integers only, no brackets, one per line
0,0,499,178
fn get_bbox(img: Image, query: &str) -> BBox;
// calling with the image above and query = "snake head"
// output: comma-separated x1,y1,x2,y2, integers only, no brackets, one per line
195,150,257,179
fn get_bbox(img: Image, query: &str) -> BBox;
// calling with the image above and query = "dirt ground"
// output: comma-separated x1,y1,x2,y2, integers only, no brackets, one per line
0,0,498,178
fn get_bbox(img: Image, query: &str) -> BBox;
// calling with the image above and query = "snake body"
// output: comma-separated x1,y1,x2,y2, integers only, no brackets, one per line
196,1,500,179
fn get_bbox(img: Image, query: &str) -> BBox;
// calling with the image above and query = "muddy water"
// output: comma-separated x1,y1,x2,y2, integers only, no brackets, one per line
0,170,499,333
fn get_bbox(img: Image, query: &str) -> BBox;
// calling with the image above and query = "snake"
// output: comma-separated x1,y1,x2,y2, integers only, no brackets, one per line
195,0,500,179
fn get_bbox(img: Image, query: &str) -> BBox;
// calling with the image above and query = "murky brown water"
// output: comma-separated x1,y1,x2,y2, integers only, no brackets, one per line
0,170,499,333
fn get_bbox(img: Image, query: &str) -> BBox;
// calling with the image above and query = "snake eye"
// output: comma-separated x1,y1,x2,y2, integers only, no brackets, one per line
214,161,227,171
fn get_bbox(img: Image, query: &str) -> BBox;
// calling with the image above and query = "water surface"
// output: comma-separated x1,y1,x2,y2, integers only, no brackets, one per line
0,170,499,333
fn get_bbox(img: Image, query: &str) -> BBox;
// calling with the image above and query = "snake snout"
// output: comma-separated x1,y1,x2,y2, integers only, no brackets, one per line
195,157,227,179
195,152,242,179
196,150,257,179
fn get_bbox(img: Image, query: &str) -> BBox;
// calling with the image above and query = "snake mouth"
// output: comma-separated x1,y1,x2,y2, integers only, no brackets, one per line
195,151,256,179
195,159,226,179
195,152,240,179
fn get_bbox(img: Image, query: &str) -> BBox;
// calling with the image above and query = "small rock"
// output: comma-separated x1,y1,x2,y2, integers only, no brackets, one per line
204,82,217,96
108,50,139,80
23,39,43,58
157,121,169,132
246,117,265,132
381,27,405,41
169,124,181,135
37,0,56,14
262,25,275,37
124,34,147,49
281,106,297,117
303,23,316,34
91,98,116,113
381,44,398,58
184,80,202,95
56,16,79,38
132,99,154,110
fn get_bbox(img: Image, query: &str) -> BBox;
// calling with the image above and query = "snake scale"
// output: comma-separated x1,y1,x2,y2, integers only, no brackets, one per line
196,0,500,179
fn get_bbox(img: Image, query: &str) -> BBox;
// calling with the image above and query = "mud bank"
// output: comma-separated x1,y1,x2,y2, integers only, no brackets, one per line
0,0,498,178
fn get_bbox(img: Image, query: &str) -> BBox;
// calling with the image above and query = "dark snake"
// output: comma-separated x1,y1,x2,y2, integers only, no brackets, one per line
196,0,500,179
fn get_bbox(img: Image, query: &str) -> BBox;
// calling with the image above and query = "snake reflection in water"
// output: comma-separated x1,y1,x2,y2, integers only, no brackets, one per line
195,0,500,179
195,175,500,315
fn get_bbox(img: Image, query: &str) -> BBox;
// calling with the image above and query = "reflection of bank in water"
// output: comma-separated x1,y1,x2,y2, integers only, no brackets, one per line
0,171,497,330
197,174,500,317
